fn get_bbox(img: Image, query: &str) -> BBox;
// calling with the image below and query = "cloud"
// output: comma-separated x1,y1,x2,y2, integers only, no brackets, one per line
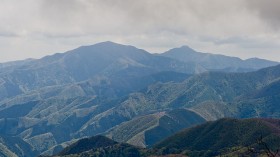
0,0,279,62
245,0,280,30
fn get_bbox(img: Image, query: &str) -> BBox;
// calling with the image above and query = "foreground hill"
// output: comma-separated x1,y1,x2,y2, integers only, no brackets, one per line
56,135,142,157
54,118,280,157
154,118,280,157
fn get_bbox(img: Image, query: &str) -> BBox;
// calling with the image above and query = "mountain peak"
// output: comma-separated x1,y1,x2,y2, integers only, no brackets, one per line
179,45,196,51
167,45,197,54
72,41,142,54
72,41,129,51
91,41,132,48
95,41,121,46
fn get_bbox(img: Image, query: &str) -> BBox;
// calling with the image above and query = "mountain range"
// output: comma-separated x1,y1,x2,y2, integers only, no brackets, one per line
0,41,279,156
161,45,278,72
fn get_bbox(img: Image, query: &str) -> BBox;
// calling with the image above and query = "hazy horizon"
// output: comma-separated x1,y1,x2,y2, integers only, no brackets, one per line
1,0,280,62
1,41,280,64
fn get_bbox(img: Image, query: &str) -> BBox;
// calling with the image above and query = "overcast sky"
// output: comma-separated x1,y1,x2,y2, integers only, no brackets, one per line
0,0,280,62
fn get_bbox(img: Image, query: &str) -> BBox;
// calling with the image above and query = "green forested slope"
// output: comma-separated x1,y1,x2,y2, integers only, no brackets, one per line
154,118,280,157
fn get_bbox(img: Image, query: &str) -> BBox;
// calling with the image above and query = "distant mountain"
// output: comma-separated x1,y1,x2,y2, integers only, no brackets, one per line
154,118,280,157
0,58,34,70
0,41,197,100
161,46,279,72
107,109,205,148
0,42,277,100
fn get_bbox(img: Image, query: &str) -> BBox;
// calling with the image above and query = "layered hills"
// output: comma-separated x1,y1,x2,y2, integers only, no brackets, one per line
107,109,205,148
0,41,279,156
54,118,280,157
93,64,280,132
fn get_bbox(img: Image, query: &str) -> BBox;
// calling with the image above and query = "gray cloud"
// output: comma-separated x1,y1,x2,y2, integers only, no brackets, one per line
245,0,280,30
0,0,279,62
